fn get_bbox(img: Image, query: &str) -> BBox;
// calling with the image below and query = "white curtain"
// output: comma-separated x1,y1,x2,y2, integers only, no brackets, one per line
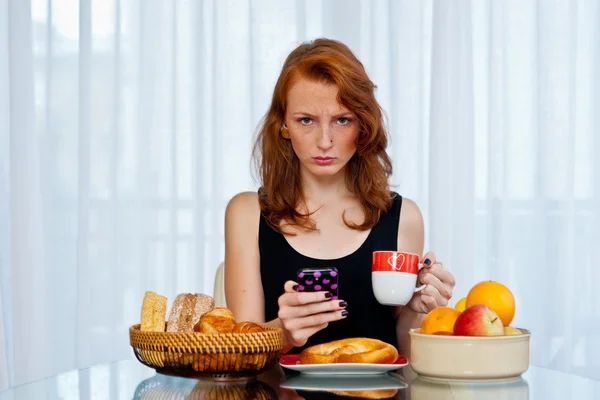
1,0,598,390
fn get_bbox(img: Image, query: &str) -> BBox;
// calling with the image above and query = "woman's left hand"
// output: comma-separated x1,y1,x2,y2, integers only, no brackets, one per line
406,251,456,314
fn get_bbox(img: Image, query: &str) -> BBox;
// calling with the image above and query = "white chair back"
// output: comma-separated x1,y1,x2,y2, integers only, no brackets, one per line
213,262,227,308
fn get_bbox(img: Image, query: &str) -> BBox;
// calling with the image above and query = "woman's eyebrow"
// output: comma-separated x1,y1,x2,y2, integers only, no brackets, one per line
290,112,353,118
332,112,353,118
291,111,318,118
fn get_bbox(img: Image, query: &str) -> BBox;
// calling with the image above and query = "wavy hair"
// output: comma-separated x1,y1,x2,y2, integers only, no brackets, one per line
252,38,394,235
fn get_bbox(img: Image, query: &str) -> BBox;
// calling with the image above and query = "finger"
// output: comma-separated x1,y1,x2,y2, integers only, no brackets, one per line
279,290,334,307
417,266,429,285
284,280,300,293
286,309,349,331
422,271,453,300
428,264,456,288
422,251,437,267
420,293,438,311
287,322,329,347
279,299,347,320
421,283,446,307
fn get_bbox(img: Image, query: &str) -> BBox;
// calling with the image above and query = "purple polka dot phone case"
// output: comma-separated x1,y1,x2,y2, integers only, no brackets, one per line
296,267,339,299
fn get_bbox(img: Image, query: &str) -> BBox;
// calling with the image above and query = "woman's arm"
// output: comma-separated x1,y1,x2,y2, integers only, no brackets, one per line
392,198,426,356
223,193,292,354
392,198,456,357
223,192,266,323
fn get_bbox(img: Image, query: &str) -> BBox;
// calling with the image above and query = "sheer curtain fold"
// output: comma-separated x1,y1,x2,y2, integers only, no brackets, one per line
0,0,10,391
7,0,51,386
428,0,475,291
1,0,598,389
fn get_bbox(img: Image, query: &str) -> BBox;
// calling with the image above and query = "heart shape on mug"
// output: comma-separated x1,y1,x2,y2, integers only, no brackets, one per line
387,253,406,271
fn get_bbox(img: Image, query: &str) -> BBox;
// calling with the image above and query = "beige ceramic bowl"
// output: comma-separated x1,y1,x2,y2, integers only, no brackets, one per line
408,328,531,381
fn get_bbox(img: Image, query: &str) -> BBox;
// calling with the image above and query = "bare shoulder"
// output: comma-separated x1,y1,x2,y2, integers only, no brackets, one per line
397,197,425,254
226,191,260,214
225,191,261,234
398,197,424,232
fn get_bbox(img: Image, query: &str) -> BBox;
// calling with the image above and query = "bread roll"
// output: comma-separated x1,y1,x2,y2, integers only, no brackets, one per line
299,337,398,364
140,291,167,332
194,308,237,334
166,293,215,332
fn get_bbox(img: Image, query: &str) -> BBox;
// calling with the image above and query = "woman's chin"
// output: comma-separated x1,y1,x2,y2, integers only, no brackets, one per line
306,165,345,178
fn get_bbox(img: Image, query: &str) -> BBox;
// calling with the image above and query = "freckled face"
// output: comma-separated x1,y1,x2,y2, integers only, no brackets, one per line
284,78,360,178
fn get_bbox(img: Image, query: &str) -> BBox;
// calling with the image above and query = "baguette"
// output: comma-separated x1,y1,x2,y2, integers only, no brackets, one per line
140,291,168,332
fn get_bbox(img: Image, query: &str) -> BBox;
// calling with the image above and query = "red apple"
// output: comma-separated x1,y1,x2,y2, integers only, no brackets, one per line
453,304,504,336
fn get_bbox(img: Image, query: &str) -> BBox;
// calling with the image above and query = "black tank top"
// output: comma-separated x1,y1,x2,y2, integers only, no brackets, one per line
258,192,403,353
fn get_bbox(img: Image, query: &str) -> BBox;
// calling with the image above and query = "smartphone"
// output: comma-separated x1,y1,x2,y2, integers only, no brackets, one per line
296,267,339,299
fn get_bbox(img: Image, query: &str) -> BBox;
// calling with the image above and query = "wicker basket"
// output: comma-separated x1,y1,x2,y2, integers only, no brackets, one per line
129,323,283,381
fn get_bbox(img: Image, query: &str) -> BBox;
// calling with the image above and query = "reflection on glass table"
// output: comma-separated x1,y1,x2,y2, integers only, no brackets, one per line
0,359,599,399
280,373,407,399
133,372,278,399
408,375,529,400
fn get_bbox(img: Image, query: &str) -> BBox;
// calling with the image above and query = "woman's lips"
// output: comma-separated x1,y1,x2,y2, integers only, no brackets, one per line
313,156,336,166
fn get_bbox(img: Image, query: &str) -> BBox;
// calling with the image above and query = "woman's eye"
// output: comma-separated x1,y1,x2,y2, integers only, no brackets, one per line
337,117,350,125
299,118,313,125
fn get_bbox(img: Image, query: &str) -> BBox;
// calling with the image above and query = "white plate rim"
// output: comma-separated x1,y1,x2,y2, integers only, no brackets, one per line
279,358,408,375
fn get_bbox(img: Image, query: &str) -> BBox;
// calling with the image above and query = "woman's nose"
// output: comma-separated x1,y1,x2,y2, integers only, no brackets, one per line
316,126,334,150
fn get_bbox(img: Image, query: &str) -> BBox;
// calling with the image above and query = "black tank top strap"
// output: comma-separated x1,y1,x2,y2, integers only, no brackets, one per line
370,192,402,252
259,191,403,255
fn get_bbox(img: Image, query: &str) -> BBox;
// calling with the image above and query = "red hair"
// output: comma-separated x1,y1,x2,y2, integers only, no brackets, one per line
252,38,393,234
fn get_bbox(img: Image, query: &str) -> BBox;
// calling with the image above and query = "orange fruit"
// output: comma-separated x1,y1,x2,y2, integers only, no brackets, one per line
420,307,462,335
466,281,515,326
455,297,467,312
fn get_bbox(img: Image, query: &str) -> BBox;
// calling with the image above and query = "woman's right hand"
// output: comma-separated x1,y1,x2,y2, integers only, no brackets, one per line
277,280,348,348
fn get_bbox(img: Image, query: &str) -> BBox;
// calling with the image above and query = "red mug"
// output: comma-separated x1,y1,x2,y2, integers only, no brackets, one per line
372,251,426,306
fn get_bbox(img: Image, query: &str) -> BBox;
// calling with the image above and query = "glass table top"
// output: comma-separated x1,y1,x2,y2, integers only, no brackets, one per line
0,358,599,399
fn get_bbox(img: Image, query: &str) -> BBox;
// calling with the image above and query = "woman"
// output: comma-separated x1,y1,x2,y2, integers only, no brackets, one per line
224,38,456,356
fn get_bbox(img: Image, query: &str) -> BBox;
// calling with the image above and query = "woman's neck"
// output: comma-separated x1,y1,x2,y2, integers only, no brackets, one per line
299,166,352,206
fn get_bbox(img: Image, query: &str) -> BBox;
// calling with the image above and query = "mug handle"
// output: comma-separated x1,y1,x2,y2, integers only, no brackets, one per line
414,263,427,292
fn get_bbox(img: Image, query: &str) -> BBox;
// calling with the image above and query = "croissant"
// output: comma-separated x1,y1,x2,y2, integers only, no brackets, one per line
194,307,237,334
232,321,264,334
299,337,398,364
